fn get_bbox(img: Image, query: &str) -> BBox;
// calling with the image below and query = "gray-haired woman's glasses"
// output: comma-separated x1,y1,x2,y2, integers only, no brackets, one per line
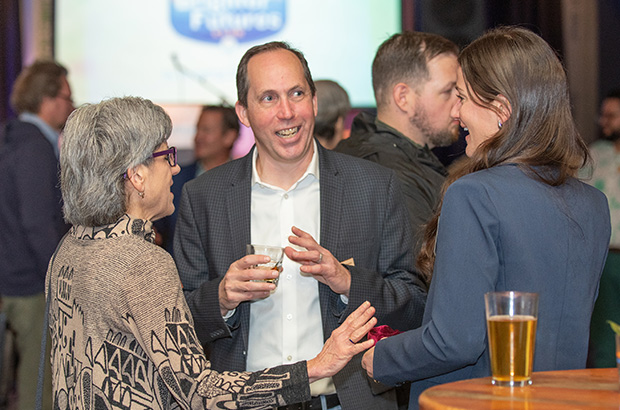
152,146,177,167
123,146,178,179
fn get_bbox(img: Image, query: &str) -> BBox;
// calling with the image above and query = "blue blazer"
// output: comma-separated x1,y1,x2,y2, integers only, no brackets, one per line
153,161,198,255
372,164,610,409
0,119,69,296
174,142,427,409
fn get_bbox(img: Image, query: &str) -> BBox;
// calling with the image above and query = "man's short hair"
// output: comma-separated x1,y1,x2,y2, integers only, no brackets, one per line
236,41,316,108
372,32,458,108
10,60,68,114
201,105,240,135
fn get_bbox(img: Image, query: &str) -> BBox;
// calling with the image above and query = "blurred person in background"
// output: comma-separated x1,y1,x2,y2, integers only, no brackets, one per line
583,88,620,367
0,60,73,410
598,89,620,141
314,80,351,150
154,105,239,254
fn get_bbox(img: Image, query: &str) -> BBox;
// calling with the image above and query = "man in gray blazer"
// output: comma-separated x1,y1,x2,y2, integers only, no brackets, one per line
174,41,427,410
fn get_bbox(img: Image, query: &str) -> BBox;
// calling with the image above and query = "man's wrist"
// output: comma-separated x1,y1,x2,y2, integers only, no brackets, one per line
339,264,352,298
222,308,236,320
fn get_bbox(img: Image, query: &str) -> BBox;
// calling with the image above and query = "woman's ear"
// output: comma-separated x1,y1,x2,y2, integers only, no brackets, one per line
493,94,512,123
125,165,146,194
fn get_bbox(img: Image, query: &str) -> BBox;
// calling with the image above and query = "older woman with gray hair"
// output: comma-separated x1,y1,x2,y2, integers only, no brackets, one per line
46,96,376,410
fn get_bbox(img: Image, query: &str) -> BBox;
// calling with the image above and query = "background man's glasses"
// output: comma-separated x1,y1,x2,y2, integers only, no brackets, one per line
57,93,73,104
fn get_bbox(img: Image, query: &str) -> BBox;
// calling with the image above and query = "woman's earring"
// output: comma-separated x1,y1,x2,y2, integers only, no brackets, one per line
138,191,145,199
498,120,503,129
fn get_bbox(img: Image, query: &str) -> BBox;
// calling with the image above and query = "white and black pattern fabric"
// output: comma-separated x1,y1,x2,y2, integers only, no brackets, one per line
46,214,310,409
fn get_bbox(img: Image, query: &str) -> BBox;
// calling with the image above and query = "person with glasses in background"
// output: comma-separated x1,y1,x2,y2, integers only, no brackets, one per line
0,60,74,410
46,96,377,410
153,105,240,256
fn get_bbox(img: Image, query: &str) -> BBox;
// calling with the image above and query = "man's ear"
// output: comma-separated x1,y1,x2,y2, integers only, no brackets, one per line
312,93,318,118
235,101,251,128
494,94,512,123
392,82,415,114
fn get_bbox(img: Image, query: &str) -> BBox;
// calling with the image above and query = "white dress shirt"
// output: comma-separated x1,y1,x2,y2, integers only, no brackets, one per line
247,141,335,395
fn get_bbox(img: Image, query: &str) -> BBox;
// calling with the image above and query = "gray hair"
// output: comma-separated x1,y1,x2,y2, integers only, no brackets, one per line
314,80,351,142
61,96,172,226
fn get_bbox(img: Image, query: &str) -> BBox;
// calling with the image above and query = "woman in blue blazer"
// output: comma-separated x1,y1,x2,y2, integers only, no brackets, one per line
361,26,611,409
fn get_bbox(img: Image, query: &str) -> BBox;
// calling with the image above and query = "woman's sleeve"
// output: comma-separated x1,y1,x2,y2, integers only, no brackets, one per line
124,248,311,409
374,177,501,384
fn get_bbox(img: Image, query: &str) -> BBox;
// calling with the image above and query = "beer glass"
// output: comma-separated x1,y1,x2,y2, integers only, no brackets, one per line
246,244,284,287
485,291,538,387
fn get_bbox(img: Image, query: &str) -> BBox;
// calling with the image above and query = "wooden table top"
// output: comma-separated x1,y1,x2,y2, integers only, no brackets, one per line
419,368,620,409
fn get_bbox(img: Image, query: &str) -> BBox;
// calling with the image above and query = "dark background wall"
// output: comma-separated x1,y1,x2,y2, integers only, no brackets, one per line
413,0,619,112
598,0,620,102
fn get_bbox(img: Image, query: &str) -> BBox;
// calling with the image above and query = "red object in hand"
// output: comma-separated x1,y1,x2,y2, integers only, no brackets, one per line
367,325,403,345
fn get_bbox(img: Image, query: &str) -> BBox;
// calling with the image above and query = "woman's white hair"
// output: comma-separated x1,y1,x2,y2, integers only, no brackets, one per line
61,96,172,226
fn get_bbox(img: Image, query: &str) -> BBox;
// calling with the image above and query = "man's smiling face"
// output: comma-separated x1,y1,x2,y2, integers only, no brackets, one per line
236,48,317,170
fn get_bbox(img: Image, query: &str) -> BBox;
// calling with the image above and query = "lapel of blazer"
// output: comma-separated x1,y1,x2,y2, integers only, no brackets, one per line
226,148,253,349
317,144,344,330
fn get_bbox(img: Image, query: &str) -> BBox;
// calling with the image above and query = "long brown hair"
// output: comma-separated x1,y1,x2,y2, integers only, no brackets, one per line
416,26,589,282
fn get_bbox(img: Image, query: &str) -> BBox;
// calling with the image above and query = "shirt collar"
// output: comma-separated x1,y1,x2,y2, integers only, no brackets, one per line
251,139,320,190
72,214,155,243
19,112,61,159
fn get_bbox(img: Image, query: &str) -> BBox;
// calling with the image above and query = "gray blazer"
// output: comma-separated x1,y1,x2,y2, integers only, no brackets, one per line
174,142,427,409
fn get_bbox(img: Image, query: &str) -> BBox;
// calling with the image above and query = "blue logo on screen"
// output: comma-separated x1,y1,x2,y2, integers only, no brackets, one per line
170,0,286,43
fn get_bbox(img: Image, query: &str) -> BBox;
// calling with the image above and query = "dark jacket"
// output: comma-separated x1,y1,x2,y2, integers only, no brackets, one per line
0,119,69,296
335,111,447,254
153,161,198,255
174,143,427,410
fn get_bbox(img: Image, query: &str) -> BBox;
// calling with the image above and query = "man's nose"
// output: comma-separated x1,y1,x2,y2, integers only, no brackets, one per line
277,99,294,119
450,100,461,119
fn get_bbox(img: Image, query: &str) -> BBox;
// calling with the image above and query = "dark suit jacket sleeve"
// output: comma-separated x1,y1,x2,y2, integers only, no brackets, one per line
366,151,438,235
373,178,496,385
342,170,428,333
14,129,65,276
173,182,232,343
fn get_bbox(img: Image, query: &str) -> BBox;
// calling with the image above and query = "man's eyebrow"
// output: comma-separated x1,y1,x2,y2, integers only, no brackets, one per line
288,83,305,92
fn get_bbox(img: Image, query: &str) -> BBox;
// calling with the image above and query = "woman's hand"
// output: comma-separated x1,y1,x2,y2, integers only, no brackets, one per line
361,346,375,379
306,301,377,383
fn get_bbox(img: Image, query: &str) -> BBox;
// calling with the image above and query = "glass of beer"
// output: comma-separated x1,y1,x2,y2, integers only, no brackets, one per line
485,291,538,387
246,244,284,287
